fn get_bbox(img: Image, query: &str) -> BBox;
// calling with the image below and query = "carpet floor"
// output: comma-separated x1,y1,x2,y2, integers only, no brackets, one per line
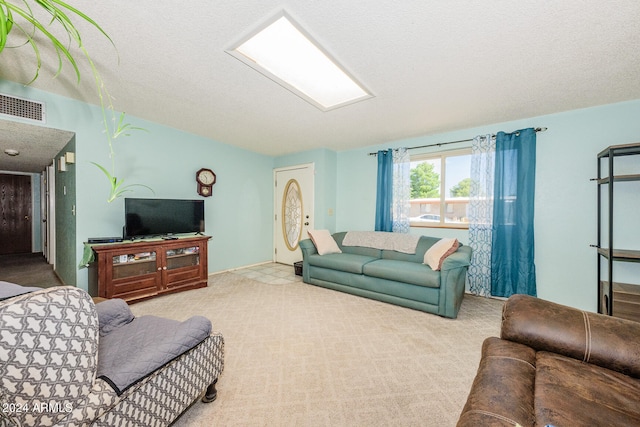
130,263,504,427
0,253,62,288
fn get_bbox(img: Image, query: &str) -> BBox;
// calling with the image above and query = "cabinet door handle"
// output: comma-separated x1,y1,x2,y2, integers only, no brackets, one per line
157,267,162,271
163,266,167,270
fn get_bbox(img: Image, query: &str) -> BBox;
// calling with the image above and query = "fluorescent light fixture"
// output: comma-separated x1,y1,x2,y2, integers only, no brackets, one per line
228,12,373,111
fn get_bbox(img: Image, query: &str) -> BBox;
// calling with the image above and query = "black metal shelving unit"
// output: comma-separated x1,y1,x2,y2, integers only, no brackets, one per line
595,143,640,321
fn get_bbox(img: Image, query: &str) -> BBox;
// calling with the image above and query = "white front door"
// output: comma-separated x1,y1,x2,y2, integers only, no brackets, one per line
274,164,314,265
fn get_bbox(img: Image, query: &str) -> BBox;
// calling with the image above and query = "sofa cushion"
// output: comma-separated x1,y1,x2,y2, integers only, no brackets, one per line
307,229,342,255
307,253,377,274
363,259,440,288
96,298,135,337
535,351,640,426
342,231,420,254
333,232,382,258
97,315,212,395
424,238,459,270
0,281,42,301
381,236,441,263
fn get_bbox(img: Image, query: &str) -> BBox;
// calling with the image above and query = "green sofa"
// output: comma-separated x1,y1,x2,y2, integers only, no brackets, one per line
300,231,472,318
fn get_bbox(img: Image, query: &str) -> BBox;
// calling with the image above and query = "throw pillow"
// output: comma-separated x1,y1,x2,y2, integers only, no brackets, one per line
307,229,342,255
424,238,459,271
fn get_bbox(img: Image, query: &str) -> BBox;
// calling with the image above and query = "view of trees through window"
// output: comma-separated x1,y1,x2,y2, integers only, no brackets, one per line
409,150,471,227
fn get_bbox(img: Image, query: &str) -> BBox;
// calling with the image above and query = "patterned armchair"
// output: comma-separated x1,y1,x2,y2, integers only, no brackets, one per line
0,285,224,427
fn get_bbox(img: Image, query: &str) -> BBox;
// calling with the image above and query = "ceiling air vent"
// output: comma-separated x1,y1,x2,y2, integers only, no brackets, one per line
0,93,45,123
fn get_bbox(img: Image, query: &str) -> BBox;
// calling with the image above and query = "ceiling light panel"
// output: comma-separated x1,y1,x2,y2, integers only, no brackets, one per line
228,12,373,111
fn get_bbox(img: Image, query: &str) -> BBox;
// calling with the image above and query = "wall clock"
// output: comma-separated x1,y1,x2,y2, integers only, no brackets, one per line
196,168,216,197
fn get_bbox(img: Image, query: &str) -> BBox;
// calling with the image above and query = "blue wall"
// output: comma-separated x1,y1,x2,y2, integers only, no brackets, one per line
3,78,639,312
335,100,640,311
0,80,275,291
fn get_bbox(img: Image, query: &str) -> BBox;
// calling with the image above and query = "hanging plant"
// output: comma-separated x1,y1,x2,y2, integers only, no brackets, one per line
0,0,112,83
0,0,153,202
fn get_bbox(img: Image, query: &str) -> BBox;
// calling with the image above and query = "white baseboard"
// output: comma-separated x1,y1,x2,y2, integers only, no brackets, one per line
208,261,273,276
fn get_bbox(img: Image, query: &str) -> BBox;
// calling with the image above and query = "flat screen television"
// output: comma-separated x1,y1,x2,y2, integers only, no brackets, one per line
124,198,205,239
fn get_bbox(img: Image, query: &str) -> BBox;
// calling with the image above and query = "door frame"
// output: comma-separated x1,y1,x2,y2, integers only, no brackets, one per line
273,163,315,264
0,172,34,254
45,163,56,267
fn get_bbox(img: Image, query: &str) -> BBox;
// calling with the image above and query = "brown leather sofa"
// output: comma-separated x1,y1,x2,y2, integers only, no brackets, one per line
458,294,640,426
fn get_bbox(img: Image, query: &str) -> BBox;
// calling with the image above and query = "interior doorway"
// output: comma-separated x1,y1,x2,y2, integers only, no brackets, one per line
0,119,75,284
0,173,32,255
274,164,314,265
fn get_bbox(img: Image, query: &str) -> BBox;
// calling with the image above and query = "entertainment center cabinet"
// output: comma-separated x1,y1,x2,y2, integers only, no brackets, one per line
90,236,210,303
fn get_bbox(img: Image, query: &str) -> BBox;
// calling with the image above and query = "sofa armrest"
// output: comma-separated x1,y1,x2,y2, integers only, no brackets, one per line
300,238,317,254
441,245,472,271
0,287,100,426
300,239,317,282
457,337,536,427
438,245,472,318
501,294,640,378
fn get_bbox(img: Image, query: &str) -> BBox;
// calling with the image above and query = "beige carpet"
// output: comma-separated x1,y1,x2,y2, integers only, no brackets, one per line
130,265,504,427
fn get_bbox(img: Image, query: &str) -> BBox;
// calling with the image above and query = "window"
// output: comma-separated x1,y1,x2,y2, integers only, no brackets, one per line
409,149,471,228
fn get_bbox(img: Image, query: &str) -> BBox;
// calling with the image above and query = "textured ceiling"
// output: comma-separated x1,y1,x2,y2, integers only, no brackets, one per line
0,121,73,172
1,0,640,171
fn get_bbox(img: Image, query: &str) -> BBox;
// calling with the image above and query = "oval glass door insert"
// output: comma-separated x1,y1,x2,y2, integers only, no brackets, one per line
282,179,303,250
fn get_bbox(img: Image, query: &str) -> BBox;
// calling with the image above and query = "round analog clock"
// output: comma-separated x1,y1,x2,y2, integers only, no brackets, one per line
196,168,216,197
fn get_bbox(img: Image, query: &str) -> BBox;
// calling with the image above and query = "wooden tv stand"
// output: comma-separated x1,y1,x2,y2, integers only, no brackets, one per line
90,235,210,303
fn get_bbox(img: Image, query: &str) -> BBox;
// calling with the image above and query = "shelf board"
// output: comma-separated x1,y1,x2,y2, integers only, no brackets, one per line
597,248,640,261
113,258,156,266
603,282,640,322
597,174,640,184
167,253,199,259
613,282,640,302
598,142,640,158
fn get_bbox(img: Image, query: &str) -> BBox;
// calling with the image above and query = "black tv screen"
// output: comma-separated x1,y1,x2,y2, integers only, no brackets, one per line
124,198,204,238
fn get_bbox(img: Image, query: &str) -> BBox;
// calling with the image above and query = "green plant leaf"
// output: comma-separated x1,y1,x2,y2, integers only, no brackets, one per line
0,5,13,51
4,2,79,82
1,1,151,204
48,0,115,50
1,0,116,83
91,162,154,203
111,112,148,139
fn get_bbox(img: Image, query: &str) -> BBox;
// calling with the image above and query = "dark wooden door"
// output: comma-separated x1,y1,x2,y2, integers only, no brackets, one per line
0,174,32,255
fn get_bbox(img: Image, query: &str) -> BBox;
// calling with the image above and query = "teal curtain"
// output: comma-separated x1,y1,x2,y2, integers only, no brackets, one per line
375,149,393,231
491,128,537,297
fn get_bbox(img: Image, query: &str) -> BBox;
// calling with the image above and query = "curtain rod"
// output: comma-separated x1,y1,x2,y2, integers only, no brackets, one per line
368,127,548,156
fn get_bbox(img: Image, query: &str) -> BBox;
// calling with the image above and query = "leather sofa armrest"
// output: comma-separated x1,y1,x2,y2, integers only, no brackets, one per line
501,294,640,378
457,337,536,427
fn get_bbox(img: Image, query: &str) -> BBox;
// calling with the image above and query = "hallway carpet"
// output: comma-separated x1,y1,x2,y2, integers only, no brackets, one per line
0,253,63,288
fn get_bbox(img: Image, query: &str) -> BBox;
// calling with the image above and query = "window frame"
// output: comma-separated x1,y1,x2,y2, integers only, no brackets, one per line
409,148,472,229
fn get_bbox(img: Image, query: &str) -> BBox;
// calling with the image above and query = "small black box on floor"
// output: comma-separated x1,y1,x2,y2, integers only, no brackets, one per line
294,261,303,276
